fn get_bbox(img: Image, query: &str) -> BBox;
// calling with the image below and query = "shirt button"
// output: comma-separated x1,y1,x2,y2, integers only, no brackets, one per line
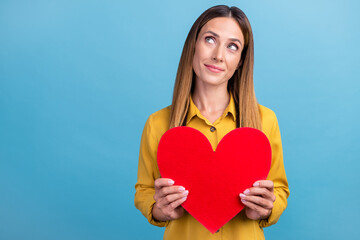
210,126,216,132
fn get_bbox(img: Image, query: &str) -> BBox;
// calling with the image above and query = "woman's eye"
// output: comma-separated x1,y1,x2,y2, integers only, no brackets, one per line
205,36,215,44
228,43,239,51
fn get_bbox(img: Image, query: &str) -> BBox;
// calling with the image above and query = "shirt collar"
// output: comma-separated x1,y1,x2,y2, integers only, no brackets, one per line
186,93,237,125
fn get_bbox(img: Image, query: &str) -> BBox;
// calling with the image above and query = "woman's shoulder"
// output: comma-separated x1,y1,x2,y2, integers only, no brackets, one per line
258,104,279,134
258,104,277,120
147,105,171,125
144,105,172,139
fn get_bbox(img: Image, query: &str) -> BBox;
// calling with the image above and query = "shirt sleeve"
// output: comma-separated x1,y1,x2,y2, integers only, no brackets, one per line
134,116,169,227
258,114,290,228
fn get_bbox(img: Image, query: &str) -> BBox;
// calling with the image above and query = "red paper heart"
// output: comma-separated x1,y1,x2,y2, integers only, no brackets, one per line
157,127,271,233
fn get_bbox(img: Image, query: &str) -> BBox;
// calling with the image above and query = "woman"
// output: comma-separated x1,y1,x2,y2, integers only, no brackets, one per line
135,5,289,239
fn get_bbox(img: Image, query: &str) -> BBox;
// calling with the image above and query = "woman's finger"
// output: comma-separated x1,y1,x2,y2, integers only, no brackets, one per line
154,186,183,202
166,195,188,211
242,187,276,202
253,180,274,191
154,178,175,190
239,194,274,209
158,191,189,206
158,186,186,198
241,198,271,218
154,178,187,201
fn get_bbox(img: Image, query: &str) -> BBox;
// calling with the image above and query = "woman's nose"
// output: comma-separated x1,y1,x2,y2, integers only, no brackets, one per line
212,46,224,62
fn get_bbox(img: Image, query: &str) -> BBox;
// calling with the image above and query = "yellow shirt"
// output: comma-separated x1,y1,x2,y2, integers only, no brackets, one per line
135,95,290,240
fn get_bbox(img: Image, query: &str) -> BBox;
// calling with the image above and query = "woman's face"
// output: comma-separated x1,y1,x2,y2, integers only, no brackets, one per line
193,17,244,88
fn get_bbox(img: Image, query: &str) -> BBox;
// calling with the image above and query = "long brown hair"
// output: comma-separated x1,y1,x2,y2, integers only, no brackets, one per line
169,5,262,130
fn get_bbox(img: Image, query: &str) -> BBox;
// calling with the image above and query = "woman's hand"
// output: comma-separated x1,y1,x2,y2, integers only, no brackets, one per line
239,180,276,220
152,178,189,221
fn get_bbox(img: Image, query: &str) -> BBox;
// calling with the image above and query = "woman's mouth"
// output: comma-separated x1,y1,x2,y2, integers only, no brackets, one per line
204,64,224,73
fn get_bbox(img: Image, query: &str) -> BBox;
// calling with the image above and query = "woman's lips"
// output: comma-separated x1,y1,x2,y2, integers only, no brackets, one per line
204,64,224,73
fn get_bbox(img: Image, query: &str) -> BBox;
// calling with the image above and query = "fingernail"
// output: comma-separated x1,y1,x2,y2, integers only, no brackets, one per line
244,189,250,194
253,182,259,187
168,180,174,185
182,197,187,200
179,186,185,191
241,199,247,203
239,193,246,198
183,190,189,196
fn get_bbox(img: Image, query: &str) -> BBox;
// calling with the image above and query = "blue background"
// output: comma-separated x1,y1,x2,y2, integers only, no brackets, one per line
1,0,359,239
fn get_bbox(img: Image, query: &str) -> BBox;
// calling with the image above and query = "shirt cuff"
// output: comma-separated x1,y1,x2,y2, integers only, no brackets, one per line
146,198,169,227
258,193,286,228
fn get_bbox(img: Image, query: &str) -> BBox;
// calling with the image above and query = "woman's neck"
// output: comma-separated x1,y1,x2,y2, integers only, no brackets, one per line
192,83,230,123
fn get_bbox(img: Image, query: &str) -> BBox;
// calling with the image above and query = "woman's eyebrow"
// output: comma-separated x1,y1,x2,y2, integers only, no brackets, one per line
204,30,220,37
230,38,242,47
203,30,242,47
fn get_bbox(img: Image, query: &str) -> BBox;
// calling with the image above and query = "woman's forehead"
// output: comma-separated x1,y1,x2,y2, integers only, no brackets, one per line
199,17,244,43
